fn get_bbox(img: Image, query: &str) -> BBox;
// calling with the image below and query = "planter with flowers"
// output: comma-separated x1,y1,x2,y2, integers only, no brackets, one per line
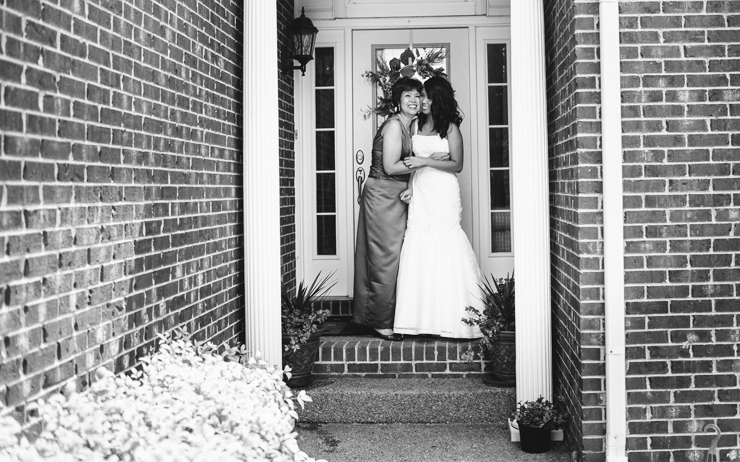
510,396,569,453
282,272,336,388
462,273,515,386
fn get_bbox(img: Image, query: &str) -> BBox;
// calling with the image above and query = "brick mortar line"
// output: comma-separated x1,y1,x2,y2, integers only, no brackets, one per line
0,277,241,322
0,198,244,214
0,110,242,147
0,248,242,286
0,246,242,300
33,0,245,70
0,120,242,157
0,132,243,158
0,175,244,185
72,286,243,347
0,228,243,247
0,45,242,116
0,32,242,129
2,309,243,387
0,206,242,221
622,234,740,237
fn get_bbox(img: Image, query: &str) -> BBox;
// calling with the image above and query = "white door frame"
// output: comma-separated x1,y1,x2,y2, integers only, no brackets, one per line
287,9,553,402
351,27,474,249
296,17,514,295
295,29,353,295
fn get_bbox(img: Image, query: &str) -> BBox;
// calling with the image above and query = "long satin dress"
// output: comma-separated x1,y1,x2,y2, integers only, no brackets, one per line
353,119,412,329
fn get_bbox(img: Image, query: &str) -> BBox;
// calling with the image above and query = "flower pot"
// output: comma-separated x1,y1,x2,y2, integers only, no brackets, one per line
508,419,563,442
519,424,551,454
484,330,515,386
281,328,323,388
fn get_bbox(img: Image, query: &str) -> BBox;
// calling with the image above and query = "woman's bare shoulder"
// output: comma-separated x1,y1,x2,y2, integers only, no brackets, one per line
382,117,403,134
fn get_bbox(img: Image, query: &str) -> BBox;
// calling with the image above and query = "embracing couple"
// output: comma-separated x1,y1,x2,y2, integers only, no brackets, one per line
353,75,485,341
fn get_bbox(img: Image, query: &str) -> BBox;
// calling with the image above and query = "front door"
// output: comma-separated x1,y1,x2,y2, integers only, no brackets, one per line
298,26,514,296
351,29,474,243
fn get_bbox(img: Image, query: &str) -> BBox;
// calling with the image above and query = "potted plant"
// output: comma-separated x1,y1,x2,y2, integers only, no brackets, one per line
510,396,569,453
281,271,336,388
462,273,515,386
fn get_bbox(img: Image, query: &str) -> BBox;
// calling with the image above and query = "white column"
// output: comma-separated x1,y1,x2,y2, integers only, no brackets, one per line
600,0,627,460
243,3,282,366
511,0,552,402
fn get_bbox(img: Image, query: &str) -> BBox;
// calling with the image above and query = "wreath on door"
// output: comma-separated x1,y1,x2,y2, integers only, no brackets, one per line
362,47,447,118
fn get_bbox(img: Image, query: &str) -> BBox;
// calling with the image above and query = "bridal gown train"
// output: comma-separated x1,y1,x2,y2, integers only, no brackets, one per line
393,133,484,338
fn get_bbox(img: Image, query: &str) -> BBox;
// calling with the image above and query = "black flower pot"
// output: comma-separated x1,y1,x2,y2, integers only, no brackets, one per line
281,328,323,388
483,330,516,387
519,424,550,454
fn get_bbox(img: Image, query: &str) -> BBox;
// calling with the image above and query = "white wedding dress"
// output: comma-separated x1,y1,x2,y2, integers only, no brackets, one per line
393,133,484,338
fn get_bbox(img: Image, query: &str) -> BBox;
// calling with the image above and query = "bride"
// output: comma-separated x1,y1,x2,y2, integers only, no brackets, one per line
393,76,484,339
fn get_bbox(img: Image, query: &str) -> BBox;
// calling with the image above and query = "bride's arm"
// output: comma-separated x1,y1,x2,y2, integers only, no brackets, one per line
403,124,463,173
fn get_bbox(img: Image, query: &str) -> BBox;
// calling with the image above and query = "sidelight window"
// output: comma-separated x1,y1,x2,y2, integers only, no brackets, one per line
314,47,336,256
486,43,511,253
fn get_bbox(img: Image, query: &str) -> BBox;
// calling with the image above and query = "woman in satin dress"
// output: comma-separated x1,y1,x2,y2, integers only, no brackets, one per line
353,77,423,341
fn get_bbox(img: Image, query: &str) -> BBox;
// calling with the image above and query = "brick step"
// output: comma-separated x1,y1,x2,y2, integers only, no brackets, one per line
314,335,490,378
297,377,515,424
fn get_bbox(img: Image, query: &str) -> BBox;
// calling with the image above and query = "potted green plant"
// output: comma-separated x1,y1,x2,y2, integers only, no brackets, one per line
462,273,515,386
281,271,336,388
510,396,569,453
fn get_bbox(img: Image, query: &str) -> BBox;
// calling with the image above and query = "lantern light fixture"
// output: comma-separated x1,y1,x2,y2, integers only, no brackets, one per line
281,8,318,76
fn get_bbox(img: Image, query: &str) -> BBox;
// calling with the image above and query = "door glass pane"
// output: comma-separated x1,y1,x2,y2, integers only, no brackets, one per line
487,86,508,126
315,89,334,129
487,43,511,254
315,47,334,87
491,212,511,253
489,127,509,168
487,44,507,84
489,170,510,210
317,215,337,255
314,47,336,256
316,172,336,214
316,131,335,170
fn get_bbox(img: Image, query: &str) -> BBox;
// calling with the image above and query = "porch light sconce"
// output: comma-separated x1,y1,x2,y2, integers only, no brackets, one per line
281,8,318,76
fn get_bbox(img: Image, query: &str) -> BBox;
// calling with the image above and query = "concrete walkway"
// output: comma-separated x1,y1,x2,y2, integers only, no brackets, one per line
296,421,574,462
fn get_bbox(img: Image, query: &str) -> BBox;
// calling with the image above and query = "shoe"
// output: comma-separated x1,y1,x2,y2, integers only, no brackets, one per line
374,329,403,341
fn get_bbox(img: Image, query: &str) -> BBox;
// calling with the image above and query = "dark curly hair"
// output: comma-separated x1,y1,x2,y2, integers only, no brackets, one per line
418,76,463,139
390,77,423,113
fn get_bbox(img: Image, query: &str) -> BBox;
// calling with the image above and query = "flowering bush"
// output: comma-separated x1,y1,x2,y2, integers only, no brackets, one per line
511,396,569,431
0,330,325,462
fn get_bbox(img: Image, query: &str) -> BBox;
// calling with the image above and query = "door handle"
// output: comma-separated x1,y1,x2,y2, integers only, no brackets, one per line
356,167,366,204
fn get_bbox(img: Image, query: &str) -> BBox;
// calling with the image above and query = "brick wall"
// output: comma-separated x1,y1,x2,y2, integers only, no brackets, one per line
0,0,244,422
545,0,591,457
277,0,296,294
567,3,610,459
548,0,740,460
546,0,611,458
620,1,740,460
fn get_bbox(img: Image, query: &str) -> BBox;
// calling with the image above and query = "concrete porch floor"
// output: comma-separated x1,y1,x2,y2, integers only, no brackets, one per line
296,421,573,462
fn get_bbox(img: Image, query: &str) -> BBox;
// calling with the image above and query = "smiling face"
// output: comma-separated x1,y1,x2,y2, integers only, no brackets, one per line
421,90,432,115
398,89,421,117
